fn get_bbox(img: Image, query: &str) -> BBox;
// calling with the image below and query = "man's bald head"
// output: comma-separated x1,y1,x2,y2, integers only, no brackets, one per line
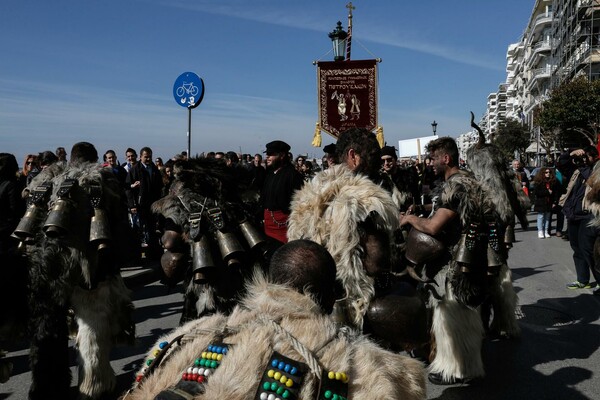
269,239,337,314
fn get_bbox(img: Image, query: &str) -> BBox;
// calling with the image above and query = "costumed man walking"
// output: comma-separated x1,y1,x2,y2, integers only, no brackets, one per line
260,140,303,243
287,128,427,351
400,136,491,385
465,114,528,340
124,239,426,400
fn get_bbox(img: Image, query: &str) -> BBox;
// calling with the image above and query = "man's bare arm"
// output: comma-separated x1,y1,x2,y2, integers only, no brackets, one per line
399,208,457,236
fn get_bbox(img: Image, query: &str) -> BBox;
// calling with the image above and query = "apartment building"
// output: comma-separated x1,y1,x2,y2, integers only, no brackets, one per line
485,0,600,141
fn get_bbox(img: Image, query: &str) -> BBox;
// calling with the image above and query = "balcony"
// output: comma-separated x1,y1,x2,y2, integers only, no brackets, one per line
526,65,554,91
526,12,553,45
526,39,553,68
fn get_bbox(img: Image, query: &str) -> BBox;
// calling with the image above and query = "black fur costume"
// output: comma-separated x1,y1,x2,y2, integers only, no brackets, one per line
151,157,276,324
10,162,135,399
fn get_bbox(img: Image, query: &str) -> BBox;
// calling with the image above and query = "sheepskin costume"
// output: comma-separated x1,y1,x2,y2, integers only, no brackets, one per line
419,170,490,383
20,162,135,400
466,114,523,339
124,274,426,400
286,164,401,329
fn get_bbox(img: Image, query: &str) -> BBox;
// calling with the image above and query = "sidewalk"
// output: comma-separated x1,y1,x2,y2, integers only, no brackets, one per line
120,254,161,289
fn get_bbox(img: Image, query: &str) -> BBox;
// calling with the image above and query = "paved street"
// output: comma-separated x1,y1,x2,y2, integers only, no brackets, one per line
2,212,600,399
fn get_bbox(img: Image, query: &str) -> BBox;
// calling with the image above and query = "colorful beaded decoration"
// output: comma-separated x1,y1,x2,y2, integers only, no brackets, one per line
254,352,307,400
317,369,349,400
135,340,170,383
181,343,229,384
487,222,500,251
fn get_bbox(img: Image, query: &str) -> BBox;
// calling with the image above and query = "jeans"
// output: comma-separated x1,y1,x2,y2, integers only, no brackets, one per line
537,212,552,233
567,217,600,284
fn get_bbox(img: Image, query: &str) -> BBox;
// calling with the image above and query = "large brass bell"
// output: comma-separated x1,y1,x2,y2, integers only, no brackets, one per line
192,235,216,284
13,182,52,241
89,208,112,244
404,228,445,265
13,205,46,240
239,221,266,249
454,233,475,264
487,246,504,268
43,199,73,238
216,230,244,263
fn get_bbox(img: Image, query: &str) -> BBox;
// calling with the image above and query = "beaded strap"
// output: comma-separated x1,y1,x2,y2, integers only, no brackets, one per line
180,343,229,384
255,352,307,400
317,369,349,400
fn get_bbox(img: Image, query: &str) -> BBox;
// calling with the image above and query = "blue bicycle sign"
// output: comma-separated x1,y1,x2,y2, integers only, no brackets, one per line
173,72,204,108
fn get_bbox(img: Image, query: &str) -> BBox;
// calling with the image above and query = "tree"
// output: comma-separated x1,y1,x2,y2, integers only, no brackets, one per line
492,118,530,161
536,76,600,147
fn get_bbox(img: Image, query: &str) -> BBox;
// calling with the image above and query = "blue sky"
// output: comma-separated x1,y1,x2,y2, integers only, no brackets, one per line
0,0,533,165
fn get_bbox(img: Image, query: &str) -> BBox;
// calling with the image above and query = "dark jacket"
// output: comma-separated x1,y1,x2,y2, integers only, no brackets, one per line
533,179,560,213
125,162,163,210
0,179,26,251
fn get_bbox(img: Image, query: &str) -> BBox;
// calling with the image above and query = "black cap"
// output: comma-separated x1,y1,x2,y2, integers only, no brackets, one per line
264,140,291,155
323,143,336,154
381,146,397,159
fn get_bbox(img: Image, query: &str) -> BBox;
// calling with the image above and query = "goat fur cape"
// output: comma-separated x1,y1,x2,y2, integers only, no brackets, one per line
125,274,426,400
286,165,400,329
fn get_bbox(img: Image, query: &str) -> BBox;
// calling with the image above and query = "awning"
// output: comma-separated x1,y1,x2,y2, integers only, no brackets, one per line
525,141,545,154
525,141,559,154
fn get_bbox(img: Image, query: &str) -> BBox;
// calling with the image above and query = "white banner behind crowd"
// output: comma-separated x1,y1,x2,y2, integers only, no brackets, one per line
398,135,438,159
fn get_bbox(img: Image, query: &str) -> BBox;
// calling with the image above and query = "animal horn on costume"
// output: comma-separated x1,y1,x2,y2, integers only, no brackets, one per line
470,111,486,149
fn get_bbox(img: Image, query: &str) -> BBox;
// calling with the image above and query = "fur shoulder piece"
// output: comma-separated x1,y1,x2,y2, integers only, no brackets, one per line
440,170,489,227
240,272,325,319
466,144,529,228
287,165,399,328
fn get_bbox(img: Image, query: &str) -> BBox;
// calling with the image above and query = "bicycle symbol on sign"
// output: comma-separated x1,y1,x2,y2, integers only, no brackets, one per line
176,82,199,98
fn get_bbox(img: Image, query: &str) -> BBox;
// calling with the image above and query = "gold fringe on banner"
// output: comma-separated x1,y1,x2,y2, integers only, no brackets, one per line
375,126,384,148
312,122,322,147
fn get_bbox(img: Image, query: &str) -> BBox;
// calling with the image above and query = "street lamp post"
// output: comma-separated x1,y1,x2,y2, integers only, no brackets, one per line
431,120,438,136
328,21,348,62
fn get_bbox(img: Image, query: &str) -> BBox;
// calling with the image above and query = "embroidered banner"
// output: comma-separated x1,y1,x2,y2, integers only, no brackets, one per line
317,59,378,138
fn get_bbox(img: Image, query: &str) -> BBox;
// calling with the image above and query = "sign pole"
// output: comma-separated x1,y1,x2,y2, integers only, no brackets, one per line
173,71,205,159
187,106,192,158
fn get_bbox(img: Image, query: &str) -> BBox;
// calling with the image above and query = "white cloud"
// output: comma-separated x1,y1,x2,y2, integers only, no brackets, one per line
149,0,502,71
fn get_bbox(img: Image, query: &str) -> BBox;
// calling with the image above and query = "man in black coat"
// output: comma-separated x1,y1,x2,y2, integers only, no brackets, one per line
126,146,163,258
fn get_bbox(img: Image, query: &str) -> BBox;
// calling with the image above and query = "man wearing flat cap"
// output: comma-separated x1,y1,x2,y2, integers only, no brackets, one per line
381,145,420,208
261,140,304,243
